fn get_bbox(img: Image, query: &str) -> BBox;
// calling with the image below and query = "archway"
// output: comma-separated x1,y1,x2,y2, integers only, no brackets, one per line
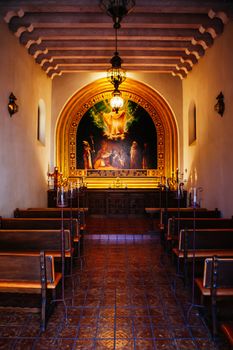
56,77,178,183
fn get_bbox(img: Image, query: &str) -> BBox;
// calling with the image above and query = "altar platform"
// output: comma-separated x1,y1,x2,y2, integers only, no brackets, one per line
48,188,187,216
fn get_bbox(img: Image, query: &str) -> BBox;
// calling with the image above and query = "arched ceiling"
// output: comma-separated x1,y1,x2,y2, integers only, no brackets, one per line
1,0,232,79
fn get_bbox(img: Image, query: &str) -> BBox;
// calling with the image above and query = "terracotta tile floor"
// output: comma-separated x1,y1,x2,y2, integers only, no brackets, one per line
0,234,229,349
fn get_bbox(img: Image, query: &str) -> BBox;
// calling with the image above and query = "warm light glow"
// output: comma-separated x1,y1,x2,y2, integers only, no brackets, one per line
110,94,124,110
71,176,160,189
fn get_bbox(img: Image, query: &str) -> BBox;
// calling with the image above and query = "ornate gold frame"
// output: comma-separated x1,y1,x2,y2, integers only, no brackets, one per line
56,77,178,179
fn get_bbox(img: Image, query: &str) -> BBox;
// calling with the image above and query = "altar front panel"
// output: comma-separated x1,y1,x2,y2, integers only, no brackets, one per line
48,189,187,216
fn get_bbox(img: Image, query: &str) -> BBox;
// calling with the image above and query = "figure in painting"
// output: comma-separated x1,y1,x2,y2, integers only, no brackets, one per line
102,109,126,139
94,140,112,169
83,140,93,169
130,141,141,169
112,149,126,169
142,142,150,169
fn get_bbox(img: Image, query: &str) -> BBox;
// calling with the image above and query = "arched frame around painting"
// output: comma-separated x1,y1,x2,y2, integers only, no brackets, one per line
56,77,178,179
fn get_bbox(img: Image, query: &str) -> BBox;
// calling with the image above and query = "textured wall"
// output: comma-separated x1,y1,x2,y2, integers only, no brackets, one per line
0,20,52,217
182,21,233,216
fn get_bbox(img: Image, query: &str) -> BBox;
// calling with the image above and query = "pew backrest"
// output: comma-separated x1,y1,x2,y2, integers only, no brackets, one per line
168,217,233,240
0,229,71,255
178,228,233,251
0,217,79,241
161,207,220,230
203,257,233,288
14,208,87,228
0,252,55,284
0,251,62,332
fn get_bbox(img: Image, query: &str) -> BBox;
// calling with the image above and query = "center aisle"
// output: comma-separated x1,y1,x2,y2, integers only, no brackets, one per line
57,235,220,349
66,235,218,350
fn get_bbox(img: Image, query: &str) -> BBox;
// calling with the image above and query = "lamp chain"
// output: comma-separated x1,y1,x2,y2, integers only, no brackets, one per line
115,26,118,53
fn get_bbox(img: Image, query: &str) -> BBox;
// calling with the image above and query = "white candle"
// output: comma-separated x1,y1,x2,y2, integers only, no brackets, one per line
193,187,197,205
61,186,64,205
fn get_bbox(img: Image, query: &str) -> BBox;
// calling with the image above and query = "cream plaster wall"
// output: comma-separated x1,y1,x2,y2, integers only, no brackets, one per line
0,20,52,217
183,21,233,216
51,72,183,168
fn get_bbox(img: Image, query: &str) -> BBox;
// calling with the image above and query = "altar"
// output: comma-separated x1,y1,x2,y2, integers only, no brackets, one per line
48,188,187,216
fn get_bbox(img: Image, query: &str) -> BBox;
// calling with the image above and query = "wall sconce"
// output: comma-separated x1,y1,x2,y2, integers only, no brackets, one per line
214,91,225,117
8,93,18,116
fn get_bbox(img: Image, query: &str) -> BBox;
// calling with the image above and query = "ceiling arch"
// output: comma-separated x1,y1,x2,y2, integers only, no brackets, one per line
56,77,178,179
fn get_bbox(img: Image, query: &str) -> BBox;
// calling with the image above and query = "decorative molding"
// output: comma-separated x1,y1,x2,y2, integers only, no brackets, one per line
56,77,178,179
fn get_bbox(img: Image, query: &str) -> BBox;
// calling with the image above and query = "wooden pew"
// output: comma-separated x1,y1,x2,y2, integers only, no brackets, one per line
195,257,233,337
14,207,88,231
159,207,221,246
166,217,233,251
0,229,72,273
0,217,80,248
172,228,233,285
161,207,220,230
0,251,62,331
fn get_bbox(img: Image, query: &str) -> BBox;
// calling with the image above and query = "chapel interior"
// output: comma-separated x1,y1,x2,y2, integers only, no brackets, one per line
0,1,233,349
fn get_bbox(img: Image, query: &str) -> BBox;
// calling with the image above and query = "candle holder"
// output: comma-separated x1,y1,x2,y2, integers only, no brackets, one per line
57,185,68,208
189,187,203,208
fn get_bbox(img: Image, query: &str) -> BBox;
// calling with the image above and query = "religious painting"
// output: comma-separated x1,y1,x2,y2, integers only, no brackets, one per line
76,100,157,170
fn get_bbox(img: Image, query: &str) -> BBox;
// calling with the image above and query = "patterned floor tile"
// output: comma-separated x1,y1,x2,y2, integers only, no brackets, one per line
0,232,226,350
134,338,155,349
152,326,172,339
95,338,115,349
73,339,95,349
155,339,177,350
13,338,36,350
115,338,135,349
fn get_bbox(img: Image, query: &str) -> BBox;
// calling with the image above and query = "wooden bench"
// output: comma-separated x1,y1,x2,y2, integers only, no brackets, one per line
162,207,220,228
0,251,62,331
159,208,221,246
221,323,233,348
172,228,233,285
14,207,88,231
166,217,233,251
195,257,233,337
0,217,80,246
0,229,72,273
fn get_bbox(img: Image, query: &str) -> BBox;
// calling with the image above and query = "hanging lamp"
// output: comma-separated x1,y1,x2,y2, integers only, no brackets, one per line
100,0,135,112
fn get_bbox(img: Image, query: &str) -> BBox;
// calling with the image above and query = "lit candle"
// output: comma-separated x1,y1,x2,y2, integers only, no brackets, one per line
193,187,197,206
61,186,64,205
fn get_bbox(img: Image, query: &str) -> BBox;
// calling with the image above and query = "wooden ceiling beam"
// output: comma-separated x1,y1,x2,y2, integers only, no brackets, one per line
0,0,230,78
